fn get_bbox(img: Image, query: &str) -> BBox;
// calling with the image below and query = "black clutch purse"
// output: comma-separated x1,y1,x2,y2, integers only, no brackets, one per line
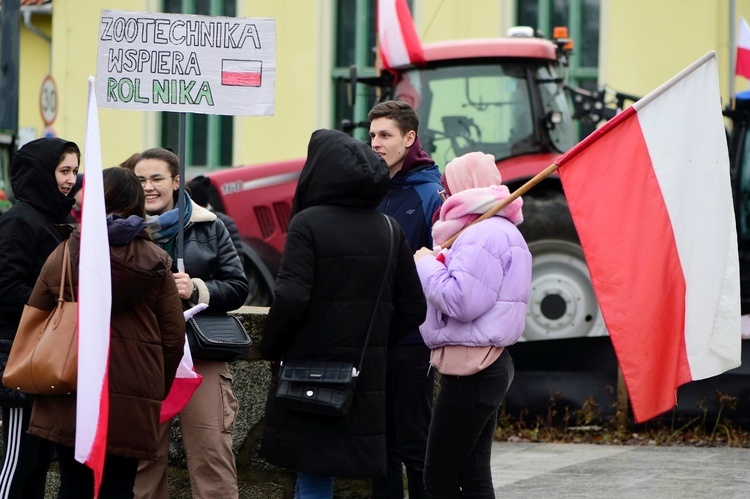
186,314,252,362
275,360,358,417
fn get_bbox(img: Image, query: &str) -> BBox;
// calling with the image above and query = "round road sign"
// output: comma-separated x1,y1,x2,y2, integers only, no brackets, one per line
40,75,58,126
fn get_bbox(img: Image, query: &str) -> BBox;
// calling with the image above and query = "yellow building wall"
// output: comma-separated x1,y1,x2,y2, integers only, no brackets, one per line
48,0,153,168
414,0,506,41
17,13,53,141
232,1,331,166
19,0,750,170
42,0,330,169
601,0,746,108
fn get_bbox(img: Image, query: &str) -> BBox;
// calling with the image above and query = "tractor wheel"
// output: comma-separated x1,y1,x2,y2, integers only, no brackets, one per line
243,258,273,306
517,191,606,341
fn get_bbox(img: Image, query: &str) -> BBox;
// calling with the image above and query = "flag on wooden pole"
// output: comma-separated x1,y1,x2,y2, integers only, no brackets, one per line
76,75,111,497
556,52,741,423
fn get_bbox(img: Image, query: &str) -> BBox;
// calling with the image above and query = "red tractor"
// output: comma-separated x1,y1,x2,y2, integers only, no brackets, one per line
206,27,623,345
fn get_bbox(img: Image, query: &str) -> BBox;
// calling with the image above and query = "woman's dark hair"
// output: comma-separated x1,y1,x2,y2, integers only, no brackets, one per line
119,152,140,171
59,142,81,166
103,167,146,219
135,147,180,178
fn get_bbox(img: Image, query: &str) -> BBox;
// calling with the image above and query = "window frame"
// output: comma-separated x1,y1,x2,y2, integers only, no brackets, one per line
159,0,235,169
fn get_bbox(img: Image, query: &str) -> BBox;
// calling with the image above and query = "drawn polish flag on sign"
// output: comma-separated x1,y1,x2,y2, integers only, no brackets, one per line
556,52,741,423
222,59,262,87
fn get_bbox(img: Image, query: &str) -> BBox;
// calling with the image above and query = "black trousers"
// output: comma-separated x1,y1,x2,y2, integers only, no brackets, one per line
0,405,54,499
56,444,138,499
372,343,434,499
423,349,514,499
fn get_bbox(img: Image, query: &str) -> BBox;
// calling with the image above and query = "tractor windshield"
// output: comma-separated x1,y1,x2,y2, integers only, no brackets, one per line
394,61,575,167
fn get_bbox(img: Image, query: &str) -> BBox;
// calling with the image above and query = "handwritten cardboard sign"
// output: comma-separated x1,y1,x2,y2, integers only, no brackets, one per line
95,10,276,116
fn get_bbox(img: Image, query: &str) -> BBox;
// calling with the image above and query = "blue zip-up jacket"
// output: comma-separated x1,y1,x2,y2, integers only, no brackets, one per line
378,140,443,344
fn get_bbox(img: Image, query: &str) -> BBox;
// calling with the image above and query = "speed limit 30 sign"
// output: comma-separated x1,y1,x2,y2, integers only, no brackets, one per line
40,75,58,126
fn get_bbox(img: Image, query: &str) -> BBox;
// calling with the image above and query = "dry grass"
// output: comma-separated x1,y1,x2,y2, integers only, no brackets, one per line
495,390,750,447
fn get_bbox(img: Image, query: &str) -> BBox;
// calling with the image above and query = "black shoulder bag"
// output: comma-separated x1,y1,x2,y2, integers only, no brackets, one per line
274,215,395,417
186,313,252,362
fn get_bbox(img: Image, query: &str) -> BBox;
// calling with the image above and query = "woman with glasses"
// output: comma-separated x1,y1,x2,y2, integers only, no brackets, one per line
129,147,248,499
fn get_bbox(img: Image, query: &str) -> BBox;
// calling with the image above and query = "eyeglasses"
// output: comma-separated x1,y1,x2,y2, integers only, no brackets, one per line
437,189,449,202
138,175,173,187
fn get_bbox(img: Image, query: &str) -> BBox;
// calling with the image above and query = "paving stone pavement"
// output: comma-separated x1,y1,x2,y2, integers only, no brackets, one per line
491,442,750,498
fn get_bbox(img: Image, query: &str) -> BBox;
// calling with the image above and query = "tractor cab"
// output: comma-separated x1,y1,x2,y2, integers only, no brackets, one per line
390,36,576,168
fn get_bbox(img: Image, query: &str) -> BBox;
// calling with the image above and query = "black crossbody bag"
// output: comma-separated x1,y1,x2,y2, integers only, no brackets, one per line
186,313,252,362
274,215,394,417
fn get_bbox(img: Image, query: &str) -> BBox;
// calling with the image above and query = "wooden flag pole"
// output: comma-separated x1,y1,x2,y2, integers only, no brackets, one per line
436,159,635,427
440,161,561,249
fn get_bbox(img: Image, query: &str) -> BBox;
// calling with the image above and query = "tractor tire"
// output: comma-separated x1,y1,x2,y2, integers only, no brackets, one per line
243,258,273,307
517,191,606,341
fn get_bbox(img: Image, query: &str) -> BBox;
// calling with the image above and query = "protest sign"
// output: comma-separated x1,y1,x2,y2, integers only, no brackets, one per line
95,10,275,116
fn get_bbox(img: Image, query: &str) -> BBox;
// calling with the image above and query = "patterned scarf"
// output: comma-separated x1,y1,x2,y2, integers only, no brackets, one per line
431,185,523,247
146,191,193,260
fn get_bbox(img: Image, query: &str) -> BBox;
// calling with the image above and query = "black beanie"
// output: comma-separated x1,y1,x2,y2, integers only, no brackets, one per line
187,175,211,207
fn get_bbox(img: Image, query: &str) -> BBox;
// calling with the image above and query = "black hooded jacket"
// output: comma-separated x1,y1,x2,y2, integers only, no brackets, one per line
0,138,77,341
259,129,427,478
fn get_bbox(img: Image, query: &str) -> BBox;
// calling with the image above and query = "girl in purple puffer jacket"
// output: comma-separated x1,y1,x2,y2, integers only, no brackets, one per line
414,151,532,498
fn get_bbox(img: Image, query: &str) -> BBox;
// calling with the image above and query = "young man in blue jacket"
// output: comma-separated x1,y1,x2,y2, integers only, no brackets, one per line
369,100,443,499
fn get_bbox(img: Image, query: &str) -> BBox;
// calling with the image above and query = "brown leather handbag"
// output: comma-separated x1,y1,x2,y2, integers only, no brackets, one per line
2,240,78,395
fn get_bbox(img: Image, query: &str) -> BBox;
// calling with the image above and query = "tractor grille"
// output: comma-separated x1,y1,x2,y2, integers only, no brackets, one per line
273,202,290,233
254,206,275,239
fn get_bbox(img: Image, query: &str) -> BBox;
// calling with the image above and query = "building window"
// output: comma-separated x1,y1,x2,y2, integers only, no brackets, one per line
160,0,236,168
333,0,393,141
517,0,600,139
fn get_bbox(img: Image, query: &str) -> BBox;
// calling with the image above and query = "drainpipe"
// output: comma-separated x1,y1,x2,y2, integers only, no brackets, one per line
21,3,52,44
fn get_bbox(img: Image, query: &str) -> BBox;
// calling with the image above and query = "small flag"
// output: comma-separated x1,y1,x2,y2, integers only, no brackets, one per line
377,0,425,70
221,59,262,87
737,18,750,79
556,52,741,423
160,304,206,422
76,75,111,498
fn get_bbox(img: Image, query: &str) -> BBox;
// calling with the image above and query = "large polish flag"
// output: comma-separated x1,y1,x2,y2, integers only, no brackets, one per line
377,0,425,70
556,52,741,423
76,76,111,497
160,304,205,423
737,18,750,79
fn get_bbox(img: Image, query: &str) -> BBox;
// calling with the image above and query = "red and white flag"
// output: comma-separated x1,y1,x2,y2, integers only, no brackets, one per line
221,59,262,87
76,76,111,497
377,0,425,70
556,52,741,423
160,304,205,422
737,17,750,79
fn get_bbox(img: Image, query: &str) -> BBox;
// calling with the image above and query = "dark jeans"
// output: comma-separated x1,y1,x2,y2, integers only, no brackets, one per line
423,349,514,499
372,343,434,499
56,444,138,498
0,405,54,499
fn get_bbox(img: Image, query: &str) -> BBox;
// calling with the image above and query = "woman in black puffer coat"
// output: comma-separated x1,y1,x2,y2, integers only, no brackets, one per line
259,129,427,497
0,137,80,498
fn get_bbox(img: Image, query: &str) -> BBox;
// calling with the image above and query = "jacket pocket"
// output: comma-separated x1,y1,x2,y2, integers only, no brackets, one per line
219,372,238,433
